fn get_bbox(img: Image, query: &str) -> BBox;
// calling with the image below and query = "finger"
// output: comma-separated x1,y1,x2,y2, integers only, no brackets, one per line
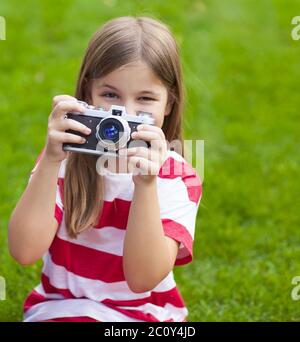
51,100,85,120
120,146,160,162
131,131,165,149
49,131,87,145
137,124,165,140
52,95,77,109
127,156,159,176
60,118,91,135
119,147,149,159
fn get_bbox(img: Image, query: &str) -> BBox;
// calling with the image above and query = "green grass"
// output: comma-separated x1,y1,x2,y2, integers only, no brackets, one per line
0,0,300,321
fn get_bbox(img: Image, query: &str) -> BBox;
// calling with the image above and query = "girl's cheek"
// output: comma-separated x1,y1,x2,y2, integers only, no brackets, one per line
151,113,164,128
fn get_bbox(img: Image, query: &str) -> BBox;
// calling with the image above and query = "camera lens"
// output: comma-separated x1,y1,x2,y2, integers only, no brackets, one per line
104,125,118,139
98,118,124,143
96,116,131,151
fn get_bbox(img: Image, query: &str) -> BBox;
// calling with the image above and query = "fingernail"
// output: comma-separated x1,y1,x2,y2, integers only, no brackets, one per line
131,132,138,138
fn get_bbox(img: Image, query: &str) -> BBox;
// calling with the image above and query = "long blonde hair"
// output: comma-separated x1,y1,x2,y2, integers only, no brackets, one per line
64,16,185,238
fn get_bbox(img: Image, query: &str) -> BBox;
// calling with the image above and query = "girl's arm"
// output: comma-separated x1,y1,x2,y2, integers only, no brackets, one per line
8,156,61,265
122,124,181,293
123,178,179,293
8,95,90,265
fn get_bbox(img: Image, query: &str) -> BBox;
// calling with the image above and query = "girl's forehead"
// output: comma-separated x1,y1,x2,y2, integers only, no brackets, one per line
92,62,165,90
110,61,154,76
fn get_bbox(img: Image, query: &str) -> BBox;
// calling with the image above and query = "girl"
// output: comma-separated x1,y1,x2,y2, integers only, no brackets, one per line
8,16,202,322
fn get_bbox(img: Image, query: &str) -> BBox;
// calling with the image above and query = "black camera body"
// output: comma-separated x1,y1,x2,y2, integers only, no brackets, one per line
62,101,154,157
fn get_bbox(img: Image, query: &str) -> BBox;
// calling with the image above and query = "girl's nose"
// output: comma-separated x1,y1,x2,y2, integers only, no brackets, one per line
124,102,137,116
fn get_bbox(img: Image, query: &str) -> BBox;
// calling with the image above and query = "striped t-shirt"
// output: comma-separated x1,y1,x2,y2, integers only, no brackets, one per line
23,149,202,322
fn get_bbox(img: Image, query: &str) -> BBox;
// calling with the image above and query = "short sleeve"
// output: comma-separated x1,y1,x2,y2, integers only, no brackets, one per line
28,147,64,226
28,148,45,183
157,152,202,266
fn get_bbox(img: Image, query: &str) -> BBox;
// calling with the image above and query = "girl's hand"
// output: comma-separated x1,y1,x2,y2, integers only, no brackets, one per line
44,95,91,163
119,125,167,185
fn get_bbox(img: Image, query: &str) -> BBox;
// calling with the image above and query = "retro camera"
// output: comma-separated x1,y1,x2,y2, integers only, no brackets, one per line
62,101,155,157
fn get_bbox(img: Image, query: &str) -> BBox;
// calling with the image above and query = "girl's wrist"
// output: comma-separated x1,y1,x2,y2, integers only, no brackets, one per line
133,175,157,188
40,154,62,170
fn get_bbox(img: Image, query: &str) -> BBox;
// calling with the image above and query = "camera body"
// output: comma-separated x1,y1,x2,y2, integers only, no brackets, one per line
62,101,155,157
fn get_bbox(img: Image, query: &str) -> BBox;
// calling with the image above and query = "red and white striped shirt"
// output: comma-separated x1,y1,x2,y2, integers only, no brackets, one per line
23,149,202,322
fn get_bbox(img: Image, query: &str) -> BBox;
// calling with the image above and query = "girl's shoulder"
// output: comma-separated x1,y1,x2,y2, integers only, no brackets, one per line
160,149,201,182
158,150,202,205
58,158,67,179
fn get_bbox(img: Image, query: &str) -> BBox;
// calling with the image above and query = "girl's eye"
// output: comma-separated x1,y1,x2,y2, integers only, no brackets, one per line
139,97,155,101
101,92,119,99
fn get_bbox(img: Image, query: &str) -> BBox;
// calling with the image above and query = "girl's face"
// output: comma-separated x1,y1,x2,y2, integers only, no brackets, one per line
90,60,172,128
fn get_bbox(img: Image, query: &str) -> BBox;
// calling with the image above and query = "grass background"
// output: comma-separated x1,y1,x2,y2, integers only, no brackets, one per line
0,0,300,321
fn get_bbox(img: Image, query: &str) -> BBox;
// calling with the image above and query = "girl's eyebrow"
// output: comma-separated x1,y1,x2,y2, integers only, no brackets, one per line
139,90,161,97
96,83,118,91
97,83,160,97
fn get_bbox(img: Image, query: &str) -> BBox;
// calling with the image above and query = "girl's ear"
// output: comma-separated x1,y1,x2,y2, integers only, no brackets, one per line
164,93,174,117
